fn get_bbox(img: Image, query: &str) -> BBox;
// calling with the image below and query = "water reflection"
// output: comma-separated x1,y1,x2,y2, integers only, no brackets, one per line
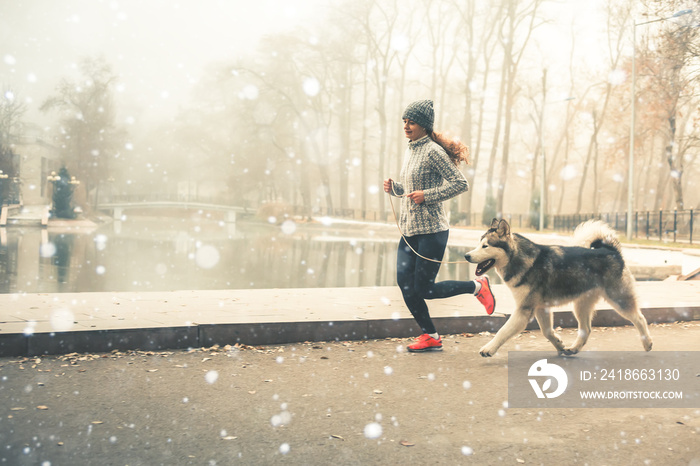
0,219,489,294
47,233,75,287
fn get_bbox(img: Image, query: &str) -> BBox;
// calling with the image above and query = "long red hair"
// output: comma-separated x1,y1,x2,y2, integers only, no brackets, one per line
429,131,470,166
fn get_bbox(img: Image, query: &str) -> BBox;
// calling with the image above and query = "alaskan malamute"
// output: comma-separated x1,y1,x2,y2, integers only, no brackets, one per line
465,218,653,357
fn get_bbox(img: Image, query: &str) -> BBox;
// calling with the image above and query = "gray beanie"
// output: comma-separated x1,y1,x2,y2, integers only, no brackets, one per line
402,100,434,132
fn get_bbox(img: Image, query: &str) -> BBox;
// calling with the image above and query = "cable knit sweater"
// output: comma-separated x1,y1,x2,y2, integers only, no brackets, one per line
390,135,468,236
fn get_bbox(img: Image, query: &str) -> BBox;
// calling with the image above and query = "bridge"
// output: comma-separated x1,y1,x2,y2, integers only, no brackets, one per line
97,200,246,222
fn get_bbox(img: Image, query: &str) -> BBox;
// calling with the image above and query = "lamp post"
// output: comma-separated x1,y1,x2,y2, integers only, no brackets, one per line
628,9,693,239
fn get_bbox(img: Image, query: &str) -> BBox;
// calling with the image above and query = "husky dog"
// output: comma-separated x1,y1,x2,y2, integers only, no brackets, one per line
464,218,653,357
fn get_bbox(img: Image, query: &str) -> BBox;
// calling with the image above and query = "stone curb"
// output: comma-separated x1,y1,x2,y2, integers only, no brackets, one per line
1,306,698,357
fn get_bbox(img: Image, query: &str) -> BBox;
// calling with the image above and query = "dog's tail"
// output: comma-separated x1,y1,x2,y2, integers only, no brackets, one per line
572,220,621,253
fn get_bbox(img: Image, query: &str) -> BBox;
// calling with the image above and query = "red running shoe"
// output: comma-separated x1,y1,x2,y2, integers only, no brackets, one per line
475,276,496,315
407,334,443,352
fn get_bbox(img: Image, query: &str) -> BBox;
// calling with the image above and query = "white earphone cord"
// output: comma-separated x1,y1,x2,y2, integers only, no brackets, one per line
388,181,470,265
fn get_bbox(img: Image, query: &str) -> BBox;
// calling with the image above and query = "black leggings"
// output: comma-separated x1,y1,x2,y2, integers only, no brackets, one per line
397,230,476,334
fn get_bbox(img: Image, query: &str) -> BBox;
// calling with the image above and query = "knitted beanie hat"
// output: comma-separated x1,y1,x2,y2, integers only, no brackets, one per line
402,100,434,132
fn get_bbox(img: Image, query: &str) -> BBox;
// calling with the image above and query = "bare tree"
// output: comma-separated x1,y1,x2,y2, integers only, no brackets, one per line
487,0,543,218
40,56,124,208
0,87,26,177
629,2,700,211
349,0,403,220
572,0,632,214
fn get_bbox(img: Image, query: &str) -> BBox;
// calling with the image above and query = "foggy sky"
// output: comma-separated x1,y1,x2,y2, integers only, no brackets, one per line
1,0,613,132
1,0,326,126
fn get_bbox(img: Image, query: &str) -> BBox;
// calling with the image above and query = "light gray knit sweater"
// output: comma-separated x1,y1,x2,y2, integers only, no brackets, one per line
390,135,468,236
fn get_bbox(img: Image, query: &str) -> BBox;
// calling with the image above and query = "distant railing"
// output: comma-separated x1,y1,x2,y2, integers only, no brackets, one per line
552,210,696,244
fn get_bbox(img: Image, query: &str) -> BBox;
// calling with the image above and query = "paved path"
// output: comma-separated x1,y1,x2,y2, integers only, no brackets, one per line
1,322,699,465
1,281,699,357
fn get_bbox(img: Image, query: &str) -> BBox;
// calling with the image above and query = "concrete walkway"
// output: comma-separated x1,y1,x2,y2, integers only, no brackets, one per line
1,281,699,357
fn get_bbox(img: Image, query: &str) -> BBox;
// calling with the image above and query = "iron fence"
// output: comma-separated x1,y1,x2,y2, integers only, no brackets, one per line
552,210,696,244
306,207,696,244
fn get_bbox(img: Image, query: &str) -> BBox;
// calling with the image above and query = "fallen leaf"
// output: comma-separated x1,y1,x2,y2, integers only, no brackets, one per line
400,440,415,447
517,459,525,464
10,407,25,411
202,358,211,362
331,434,345,441
221,436,238,440
146,369,158,373
37,405,48,410
248,391,256,395
373,389,383,395
57,442,64,446
92,421,104,425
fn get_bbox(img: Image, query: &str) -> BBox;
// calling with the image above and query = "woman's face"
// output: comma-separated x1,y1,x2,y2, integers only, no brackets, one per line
403,119,427,141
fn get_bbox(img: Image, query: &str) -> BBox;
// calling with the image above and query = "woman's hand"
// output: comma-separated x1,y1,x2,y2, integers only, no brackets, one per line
383,178,393,194
407,191,425,204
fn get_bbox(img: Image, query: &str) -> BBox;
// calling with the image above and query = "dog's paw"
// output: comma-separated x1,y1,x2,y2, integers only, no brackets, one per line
562,347,579,356
479,345,495,357
550,339,566,353
643,337,653,352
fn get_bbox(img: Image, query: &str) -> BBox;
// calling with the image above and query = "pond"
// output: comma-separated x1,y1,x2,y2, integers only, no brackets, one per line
0,217,488,294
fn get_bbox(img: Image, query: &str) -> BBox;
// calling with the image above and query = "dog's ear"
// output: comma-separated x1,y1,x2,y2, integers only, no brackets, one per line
496,219,511,237
490,218,500,229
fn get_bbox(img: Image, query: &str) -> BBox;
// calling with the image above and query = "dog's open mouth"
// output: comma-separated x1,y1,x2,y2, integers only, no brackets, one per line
475,259,495,276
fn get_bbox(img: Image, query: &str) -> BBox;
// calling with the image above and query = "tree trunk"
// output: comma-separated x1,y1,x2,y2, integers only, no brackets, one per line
496,62,514,217
338,64,352,211
576,111,597,213
483,54,507,222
